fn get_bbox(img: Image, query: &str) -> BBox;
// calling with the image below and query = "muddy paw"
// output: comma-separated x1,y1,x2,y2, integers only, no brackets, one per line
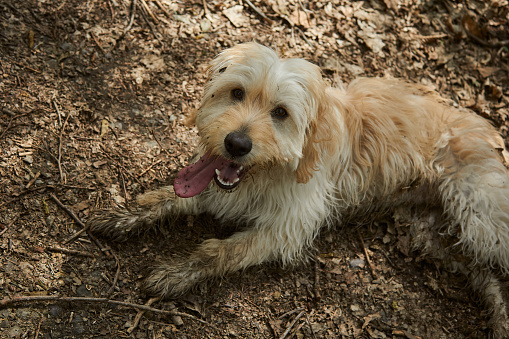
87,209,145,241
142,261,207,299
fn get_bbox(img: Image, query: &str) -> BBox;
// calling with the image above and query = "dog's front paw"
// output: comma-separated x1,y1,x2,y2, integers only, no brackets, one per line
87,208,147,242
142,260,207,299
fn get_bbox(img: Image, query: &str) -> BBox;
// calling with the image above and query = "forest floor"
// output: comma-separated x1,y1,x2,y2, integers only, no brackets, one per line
0,0,508,338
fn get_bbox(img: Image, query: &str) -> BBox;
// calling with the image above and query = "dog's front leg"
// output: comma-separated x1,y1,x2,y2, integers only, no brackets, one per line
87,186,200,241
143,215,321,298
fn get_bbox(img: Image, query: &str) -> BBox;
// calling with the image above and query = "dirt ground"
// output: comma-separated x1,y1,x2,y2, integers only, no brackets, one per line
1,0,508,338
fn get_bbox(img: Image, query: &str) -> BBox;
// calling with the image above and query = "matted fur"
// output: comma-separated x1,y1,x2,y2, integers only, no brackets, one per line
88,43,509,336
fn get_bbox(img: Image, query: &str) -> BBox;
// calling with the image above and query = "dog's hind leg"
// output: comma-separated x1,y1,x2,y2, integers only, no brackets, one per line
87,186,199,241
469,266,509,338
438,131,509,274
434,124,509,334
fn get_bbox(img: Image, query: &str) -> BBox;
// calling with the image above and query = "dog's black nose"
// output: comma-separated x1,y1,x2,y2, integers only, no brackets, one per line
224,131,252,157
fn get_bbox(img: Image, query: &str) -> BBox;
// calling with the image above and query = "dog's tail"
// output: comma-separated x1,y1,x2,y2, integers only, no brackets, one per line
438,115,509,274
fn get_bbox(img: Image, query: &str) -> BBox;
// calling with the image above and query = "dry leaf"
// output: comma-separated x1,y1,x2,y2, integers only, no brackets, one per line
478,66,499,78
485,84,503,102
100,119,109,137
462,13,484,40
223,5,248,28
290,9,311,28
268,0,289,16
362,313,381,330
383,0,399,11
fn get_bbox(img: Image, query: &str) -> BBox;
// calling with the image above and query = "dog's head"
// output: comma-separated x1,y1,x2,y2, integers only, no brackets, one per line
174,43,333,198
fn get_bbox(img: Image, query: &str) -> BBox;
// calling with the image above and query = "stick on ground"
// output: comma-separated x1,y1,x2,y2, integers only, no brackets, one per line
357,229,378,279
0,295,221,332
45,246,95,258
49,194,111,256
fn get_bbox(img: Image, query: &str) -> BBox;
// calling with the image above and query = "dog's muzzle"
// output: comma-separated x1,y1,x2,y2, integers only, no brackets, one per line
174,148,248,198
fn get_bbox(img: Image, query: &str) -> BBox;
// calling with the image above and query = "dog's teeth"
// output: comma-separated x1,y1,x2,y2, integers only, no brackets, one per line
215,169,221,176
216,174,238,187
239,166,243,171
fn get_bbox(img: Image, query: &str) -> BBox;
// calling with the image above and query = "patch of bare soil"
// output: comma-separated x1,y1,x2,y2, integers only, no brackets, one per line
0,0,507,338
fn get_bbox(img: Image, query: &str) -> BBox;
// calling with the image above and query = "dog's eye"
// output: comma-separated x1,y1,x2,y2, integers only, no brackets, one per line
218,67,227,73
231,88,244,101
271,106,288,120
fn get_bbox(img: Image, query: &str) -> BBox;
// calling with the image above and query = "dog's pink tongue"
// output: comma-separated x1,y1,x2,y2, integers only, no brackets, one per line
174,152,228,198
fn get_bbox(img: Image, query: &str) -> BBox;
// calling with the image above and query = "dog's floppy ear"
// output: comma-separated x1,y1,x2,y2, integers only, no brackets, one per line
295,119,320,183
295,100,334,184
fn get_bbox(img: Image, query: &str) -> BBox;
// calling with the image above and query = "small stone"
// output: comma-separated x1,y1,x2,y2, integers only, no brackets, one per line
351,304,361,312
23,155,33,164
49,305,64,317
7,325,22,337
76,284,92,297
70,314,86,335
60,42,74,51
349,258,365,269
200,19,211,32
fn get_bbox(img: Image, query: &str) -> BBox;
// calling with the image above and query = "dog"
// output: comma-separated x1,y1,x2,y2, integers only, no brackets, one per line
88,42,509,336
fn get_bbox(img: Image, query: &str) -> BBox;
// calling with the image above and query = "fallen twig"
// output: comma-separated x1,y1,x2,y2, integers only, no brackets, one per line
53,101,71,184
127,297,160,333
0,186,48,209
465,30,509,48
52,100,62,127
357,230,377,279
124,0,137,35
306,310,317,339
2,108,16,116
155,0,172,18
46,246,95,258
150,128,171,157
106,251,121,296
106,0,115,19
100,273,120,292
279,310,305,339
313,259,322,300
0,215,19,237
119,169,129,207
90,32,106,55
49,194,86,229
34,318,43,339
49,194,111,256
137,2,161,40
140,0,158,24
0,115,13,139
140,159,162,177
278,307,305,319
244,0,273,24
0,295,221,331
0,110,31,139
25,171,41,189
64,228,87,244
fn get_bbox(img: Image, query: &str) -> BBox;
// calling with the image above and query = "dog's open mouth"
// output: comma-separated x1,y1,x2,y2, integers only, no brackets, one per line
174,151,247,198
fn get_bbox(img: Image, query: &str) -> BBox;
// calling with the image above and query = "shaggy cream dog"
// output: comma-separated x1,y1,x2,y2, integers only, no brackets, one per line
89,43,509,335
